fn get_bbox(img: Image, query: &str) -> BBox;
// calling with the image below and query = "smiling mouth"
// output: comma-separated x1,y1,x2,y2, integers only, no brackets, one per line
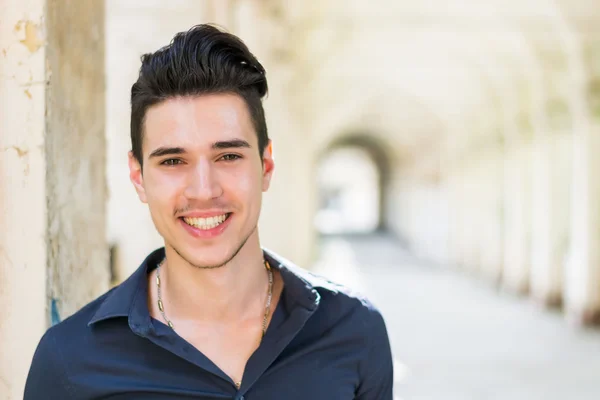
181,213,231,230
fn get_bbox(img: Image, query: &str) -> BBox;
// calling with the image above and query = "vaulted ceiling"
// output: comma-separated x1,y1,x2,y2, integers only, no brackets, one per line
272,0,600,165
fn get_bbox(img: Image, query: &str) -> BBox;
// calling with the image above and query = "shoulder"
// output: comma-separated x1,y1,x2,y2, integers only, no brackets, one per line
24,288,117,399
29,287,118,367
312,269,387,331
49,286,119,340
282,258,388,337
46,251,151,341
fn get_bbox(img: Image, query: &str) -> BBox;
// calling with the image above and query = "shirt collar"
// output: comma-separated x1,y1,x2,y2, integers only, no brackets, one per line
88,247,321,332
87,247,164,329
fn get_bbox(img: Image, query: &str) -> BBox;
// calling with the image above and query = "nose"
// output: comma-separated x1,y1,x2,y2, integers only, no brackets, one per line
183,158,223,200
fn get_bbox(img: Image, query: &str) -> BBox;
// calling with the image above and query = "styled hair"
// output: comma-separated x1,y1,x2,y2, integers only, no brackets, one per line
130,24,269,166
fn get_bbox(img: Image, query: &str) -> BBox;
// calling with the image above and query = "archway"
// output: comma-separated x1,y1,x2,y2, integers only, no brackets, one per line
314,134,392,235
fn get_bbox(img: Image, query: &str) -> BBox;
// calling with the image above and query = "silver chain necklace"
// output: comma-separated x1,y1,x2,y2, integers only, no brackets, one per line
155,257,274,389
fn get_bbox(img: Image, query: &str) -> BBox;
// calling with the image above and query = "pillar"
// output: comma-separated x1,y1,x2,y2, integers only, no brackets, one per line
502,106,533,294
564,39,600,324
0,1,108,398
530,48,572,307
477,136,505,285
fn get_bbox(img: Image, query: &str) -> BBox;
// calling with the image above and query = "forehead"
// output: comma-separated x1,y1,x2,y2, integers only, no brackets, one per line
142,94,256,152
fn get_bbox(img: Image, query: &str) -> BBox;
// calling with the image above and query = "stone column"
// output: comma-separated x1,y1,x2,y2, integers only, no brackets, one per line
530,127,571,307
45,0,110,319
0,1,108,398
444,130,471,270
250,2,317,267
477,138,505,285
502,99,533,294
530,48,572,307
564,39,600,324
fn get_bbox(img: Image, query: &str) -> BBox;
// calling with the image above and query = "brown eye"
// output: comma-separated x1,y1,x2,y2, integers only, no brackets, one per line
162,159,183,166
221,154,242,161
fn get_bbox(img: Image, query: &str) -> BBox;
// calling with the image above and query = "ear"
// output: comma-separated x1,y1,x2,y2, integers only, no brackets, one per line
261,140,275,192
128,151,147,203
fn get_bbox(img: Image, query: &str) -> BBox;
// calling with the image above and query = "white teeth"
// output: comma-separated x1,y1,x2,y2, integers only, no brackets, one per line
183,214,228,230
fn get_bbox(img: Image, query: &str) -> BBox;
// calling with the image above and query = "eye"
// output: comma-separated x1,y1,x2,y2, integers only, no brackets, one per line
220,154,242,161
161,158,183,166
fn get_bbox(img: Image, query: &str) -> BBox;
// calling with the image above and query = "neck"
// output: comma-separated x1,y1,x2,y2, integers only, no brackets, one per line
156,232,269,323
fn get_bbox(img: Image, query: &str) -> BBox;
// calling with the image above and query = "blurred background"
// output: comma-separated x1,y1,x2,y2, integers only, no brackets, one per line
2,0,600,399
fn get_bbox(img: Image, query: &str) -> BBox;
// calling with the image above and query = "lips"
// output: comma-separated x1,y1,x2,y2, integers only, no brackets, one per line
182,213,230,230
178,212,233,238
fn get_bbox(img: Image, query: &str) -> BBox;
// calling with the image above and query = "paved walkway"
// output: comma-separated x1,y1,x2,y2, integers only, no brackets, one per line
312,234,600,400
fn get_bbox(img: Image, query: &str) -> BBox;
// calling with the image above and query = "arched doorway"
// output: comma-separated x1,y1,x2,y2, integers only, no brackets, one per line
314,134,391,235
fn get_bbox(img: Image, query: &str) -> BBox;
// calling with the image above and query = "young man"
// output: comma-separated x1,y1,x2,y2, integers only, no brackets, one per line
25,24,393,399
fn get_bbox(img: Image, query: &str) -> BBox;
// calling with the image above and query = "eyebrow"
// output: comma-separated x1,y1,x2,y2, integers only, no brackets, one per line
148,140,252,159
148,147,185,159
212,139,251,150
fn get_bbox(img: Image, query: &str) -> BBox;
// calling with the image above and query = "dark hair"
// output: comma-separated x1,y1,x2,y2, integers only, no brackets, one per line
130,24,269,166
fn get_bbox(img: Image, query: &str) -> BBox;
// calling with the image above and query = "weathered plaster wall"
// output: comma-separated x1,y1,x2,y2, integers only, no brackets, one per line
0,2,48,398
45,0,109,320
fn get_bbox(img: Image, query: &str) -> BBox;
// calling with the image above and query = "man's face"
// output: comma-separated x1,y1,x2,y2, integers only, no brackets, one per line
128,94,274,268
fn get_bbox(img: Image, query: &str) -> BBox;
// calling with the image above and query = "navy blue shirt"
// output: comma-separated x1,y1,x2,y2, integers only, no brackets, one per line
25,248,393,399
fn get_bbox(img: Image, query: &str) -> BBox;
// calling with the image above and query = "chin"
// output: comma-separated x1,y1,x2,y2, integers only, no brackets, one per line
174,245,237,269
166,221,256,268
190,256,231,269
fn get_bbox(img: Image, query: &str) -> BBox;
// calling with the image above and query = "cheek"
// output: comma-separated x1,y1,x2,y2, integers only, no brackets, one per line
145,174,183,207
222,167,263,201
